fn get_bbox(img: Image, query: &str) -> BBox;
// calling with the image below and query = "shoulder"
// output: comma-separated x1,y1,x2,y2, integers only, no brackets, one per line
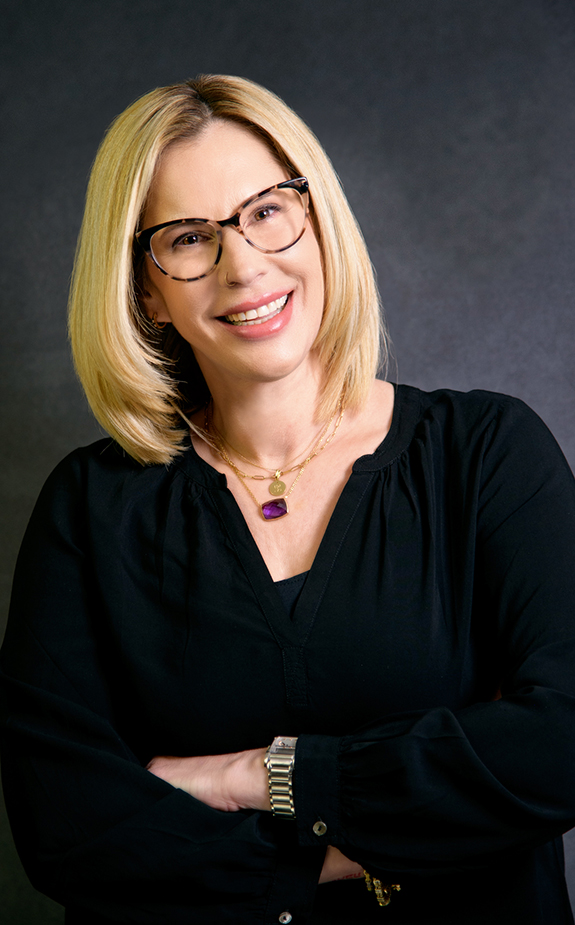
397,384,554,446
365,383,571,477
31,437,184,528
396,384,573,487
410,384,532,424
38,438,143,502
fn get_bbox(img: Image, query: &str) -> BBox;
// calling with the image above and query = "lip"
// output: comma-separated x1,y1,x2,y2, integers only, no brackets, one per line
218,290,292,319
217,291,293,340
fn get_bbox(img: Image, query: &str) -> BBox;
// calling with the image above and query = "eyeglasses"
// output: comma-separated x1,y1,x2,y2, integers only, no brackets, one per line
135,177,309,282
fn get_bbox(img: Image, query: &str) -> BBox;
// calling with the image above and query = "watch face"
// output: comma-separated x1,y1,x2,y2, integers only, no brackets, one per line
272,737,297,751
265,737,297,768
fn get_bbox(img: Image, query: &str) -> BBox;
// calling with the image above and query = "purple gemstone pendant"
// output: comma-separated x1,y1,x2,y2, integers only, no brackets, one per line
261,498,289,520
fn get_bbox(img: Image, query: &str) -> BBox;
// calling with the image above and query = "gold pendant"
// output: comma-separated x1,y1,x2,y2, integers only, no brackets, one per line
269,479,287,496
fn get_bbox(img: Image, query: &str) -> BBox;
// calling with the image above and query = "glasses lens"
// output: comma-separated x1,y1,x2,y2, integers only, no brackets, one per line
240,186,306,252
150,222,218,280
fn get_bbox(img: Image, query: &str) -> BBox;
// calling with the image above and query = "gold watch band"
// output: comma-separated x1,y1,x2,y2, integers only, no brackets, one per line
264,736,298,818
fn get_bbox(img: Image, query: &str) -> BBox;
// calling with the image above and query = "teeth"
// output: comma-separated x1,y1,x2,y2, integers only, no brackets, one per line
225,295,288,326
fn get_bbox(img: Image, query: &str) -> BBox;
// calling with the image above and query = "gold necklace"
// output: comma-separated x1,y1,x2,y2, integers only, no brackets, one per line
206,403,338,496
207,404,345,521
211,419,332,495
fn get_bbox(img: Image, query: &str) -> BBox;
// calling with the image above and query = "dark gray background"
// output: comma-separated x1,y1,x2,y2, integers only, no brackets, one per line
1,1,575,920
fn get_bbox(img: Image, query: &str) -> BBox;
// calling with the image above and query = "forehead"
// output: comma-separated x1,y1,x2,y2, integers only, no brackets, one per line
143,121,289,226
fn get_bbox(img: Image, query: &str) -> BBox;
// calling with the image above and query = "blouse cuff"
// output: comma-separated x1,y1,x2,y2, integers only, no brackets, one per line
293,733,342,847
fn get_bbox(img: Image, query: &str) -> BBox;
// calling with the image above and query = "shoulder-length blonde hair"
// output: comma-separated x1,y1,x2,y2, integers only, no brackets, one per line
69,75,389,464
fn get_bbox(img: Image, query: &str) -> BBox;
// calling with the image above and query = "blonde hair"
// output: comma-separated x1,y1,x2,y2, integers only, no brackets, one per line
69,75,389,464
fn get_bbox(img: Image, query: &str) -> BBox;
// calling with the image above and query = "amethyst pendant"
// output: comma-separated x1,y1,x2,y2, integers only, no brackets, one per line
261,498,289,520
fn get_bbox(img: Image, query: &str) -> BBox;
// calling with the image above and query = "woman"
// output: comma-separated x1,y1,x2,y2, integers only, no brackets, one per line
2,74,575,925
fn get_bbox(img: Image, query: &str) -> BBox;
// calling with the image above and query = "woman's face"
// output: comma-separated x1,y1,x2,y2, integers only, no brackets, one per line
141,120,325,393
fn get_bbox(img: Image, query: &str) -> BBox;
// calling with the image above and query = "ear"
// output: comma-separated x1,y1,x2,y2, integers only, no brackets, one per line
138,277,172,324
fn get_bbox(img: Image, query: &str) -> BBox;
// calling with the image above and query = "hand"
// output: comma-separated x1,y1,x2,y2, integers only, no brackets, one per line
147,748,270,812
319,846,364,884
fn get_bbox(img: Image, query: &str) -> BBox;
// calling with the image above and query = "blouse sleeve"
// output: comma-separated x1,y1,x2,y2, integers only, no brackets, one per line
293,396,575,875
0,453,322,921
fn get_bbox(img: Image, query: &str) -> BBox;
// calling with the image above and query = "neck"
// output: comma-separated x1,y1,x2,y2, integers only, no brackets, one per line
206,365,329,469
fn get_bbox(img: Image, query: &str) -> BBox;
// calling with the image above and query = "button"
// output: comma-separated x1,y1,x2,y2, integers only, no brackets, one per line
313,820,328,836
279,912,292,924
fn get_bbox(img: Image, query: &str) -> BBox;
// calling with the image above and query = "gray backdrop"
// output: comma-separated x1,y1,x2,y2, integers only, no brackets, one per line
1,1,574,921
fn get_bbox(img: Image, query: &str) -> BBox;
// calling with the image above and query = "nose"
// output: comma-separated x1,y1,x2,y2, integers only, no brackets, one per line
216,225,268,288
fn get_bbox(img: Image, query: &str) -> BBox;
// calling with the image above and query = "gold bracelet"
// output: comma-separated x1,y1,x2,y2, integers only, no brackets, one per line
264,736,297,818
363,870,401,907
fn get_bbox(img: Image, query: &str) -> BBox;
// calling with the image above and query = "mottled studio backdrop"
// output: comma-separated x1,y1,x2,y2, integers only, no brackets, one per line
1,1,575,921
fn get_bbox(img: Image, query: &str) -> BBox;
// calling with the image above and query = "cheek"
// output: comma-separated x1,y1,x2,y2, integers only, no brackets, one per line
165,296,202,333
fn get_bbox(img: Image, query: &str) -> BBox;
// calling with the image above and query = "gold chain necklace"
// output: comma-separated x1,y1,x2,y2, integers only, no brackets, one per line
207,404,345,521
208,406,334,496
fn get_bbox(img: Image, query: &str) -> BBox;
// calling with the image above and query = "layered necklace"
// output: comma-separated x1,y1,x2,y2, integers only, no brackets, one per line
205,402,344,521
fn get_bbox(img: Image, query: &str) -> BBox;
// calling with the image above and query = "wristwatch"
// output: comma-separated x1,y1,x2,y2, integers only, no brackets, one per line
264,736,298,818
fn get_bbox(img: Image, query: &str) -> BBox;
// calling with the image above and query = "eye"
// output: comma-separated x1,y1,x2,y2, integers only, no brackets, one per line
171,230,212,248
245,201,284,229
158,224,215,251
252,203,281,222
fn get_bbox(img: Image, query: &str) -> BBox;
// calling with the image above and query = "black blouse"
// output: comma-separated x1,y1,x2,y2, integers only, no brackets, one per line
2,385,575,925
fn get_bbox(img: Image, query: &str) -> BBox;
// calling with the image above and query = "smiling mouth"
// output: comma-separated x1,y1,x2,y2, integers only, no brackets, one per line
223,294,289,326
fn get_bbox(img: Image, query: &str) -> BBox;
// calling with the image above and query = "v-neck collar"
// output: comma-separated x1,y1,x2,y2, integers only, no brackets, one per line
210,460,376,642
175,383,422,641
173,384,422,709
206,465,376,710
